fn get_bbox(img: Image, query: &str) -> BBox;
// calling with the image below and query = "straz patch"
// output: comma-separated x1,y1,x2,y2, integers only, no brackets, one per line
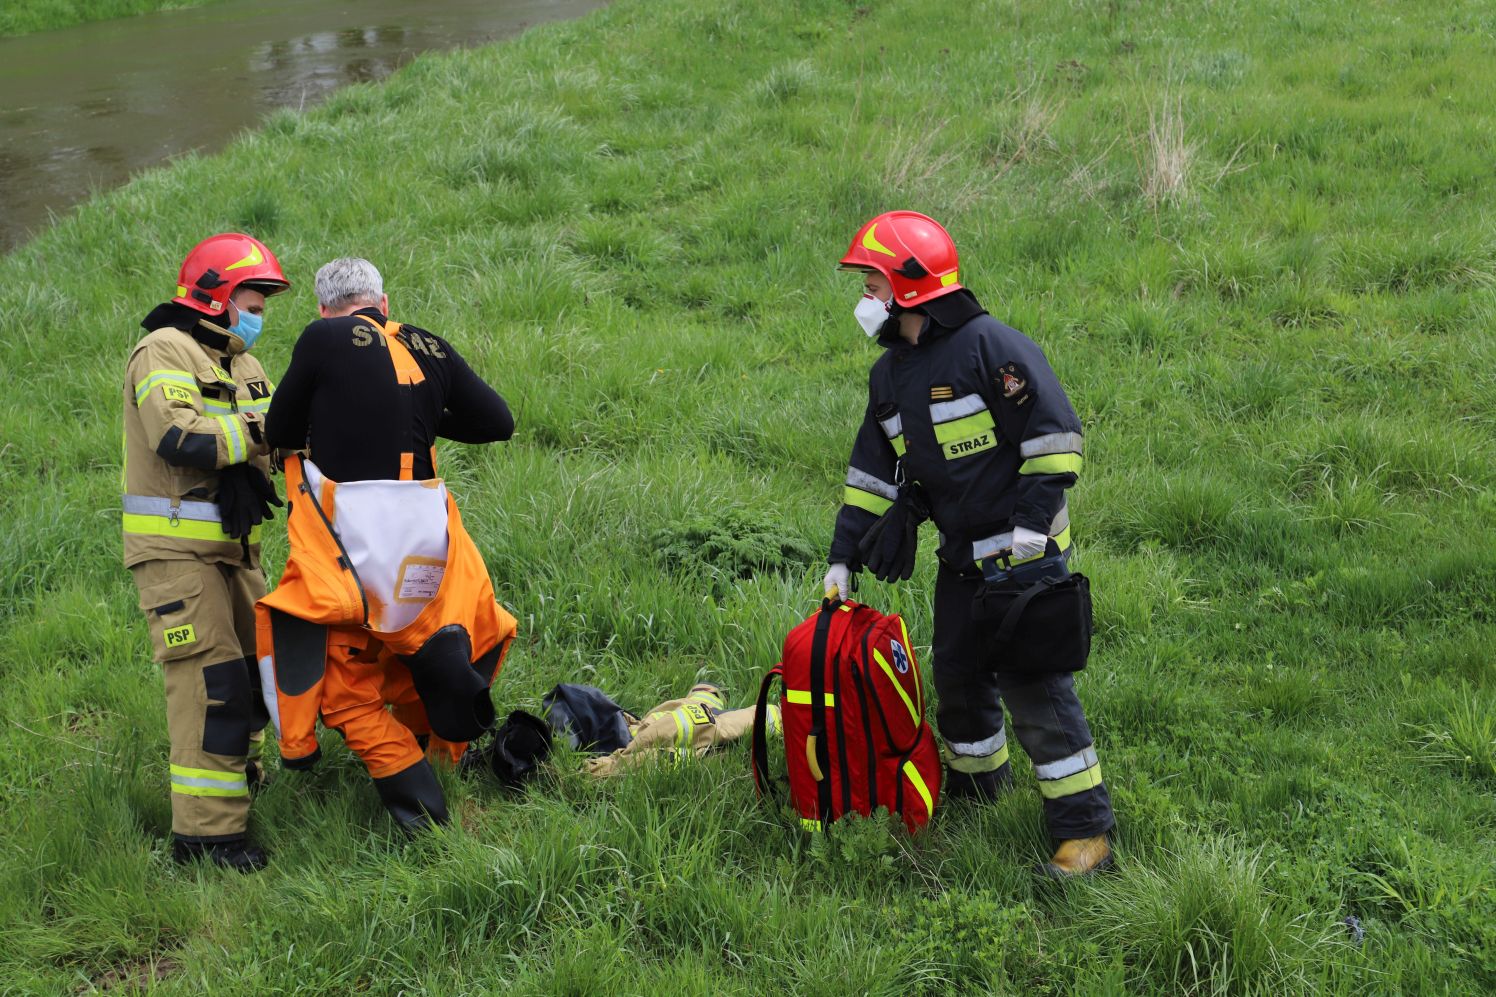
944,431,997,460
163,624,197,649
890,639,911,675
161,384,195,405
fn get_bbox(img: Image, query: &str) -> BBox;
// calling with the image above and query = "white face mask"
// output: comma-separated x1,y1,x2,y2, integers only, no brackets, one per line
854,293,890,337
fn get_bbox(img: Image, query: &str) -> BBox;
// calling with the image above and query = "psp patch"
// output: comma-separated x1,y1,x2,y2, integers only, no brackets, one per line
161,384,195,405
681,702,715,726
163,624,197,649
890,639,911,675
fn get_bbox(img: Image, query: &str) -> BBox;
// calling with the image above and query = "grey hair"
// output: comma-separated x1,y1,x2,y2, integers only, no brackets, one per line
314,257,384,310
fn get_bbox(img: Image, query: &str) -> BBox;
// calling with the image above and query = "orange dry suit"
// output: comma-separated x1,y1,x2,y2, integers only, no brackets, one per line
255,310,516,830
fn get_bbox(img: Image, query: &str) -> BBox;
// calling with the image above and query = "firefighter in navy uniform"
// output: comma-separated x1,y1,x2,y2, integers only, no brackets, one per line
824,212,1115,878
123,232,290,871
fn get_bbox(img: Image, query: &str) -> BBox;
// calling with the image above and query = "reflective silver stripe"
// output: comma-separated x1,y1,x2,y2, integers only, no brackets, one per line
972,531,1013,561
879,413,903,439
945,730,1007,758
972,509,1069,562
258,656,282,738
122,495,222,522
1034,745,1099,781
1020,432,1085,458
170,773,249,792
846,467,898,501
929,393,987,423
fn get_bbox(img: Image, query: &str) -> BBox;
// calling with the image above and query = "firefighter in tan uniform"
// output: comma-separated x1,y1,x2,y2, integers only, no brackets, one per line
583,684,778,777
124,233,290,871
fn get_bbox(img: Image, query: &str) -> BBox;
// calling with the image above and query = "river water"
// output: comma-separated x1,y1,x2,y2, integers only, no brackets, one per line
0,0,602,251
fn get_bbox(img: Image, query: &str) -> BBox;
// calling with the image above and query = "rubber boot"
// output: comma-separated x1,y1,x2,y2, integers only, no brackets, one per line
1039,834,1114,879
944,763,1014,801
172,836,269,873
372,758,450,833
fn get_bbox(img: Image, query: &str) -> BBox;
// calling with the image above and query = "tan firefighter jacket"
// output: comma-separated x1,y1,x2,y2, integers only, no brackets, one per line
584,684,781,778
122,321,274,568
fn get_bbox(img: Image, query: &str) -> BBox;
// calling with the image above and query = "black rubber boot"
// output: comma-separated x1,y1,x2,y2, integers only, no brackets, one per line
944,763,1014,801
372,758,450,833
172,836,269,872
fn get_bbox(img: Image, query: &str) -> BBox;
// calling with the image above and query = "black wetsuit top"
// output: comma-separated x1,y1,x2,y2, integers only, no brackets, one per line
265,307,513,481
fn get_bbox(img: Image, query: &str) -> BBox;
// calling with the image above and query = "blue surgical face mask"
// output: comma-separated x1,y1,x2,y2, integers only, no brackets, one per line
229,309,264,350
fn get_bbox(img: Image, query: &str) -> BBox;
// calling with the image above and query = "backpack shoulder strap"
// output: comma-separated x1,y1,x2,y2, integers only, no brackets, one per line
995,577,1060,644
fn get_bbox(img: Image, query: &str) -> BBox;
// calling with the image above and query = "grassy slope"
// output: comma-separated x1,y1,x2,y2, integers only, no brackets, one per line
2,0,1494,991
0,0,220,37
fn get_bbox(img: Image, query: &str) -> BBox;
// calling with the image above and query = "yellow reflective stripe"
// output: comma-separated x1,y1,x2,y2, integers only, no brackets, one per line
671,710,690,750
1019,453,1084,476
902,761,934,814
843,486,894,517
946,744,1010,773
123,512,260,544
170,764,245,782
897,617,922,716
171,783,250,798
800,817,823,832
1038,762,1103,799
687,688,724,710
871,648,919,727
932,409,995,444
890,435,907,457
223,245,264,271
134,370,197,404
862,224,896,258
215,415,244,463
785,689,834,707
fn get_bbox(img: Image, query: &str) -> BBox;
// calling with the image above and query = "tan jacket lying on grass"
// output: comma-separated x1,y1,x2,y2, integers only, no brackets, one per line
584,684,779,777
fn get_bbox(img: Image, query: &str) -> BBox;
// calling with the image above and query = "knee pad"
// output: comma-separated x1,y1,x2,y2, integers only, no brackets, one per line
202,658,253,756
402,625,495,742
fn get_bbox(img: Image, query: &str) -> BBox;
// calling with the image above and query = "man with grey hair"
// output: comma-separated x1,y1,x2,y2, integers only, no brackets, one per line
314,256,387,314
260,256,516,833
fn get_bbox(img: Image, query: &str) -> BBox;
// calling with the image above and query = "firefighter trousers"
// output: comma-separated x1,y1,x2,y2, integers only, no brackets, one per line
130,558,269,843
932,563,1114,840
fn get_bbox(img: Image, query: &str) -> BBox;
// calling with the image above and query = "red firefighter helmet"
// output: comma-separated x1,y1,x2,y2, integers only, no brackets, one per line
839,211,962,308
172,233,290,317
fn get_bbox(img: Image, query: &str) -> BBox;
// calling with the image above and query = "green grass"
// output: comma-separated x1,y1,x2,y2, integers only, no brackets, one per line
2,0,1495,991
0,0,221,36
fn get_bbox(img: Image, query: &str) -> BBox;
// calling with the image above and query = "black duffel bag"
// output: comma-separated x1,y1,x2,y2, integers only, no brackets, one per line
972,572,1093,674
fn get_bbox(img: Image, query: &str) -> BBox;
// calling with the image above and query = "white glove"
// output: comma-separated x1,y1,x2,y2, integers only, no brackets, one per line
1010,526,1049,562
823,563,851,600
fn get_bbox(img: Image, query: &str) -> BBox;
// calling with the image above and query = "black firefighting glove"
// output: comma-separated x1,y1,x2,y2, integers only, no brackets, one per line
217,463,284,540
858,483,931,583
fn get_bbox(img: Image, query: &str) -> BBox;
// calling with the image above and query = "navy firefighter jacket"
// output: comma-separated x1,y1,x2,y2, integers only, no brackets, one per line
828,291,1084,572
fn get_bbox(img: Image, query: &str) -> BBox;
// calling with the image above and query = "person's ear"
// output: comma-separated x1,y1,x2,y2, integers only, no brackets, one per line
380,293,389,315
318,303,332,318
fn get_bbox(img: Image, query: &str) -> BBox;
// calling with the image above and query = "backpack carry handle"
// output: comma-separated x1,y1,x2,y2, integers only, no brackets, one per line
751,664,785,800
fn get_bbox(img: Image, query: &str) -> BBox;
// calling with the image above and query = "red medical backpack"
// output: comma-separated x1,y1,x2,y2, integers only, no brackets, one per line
751,599,941,832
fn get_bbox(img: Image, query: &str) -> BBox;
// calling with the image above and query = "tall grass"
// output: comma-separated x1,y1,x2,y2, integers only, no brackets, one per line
1,0,1494,991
